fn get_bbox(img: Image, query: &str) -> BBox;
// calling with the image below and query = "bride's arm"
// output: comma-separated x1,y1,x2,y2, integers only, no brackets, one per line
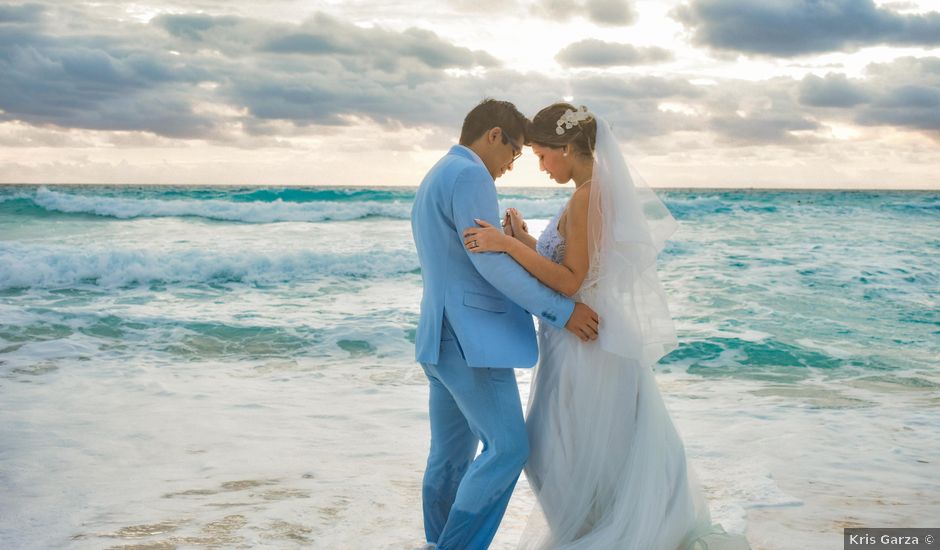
515,233,538,250
465,188,590,298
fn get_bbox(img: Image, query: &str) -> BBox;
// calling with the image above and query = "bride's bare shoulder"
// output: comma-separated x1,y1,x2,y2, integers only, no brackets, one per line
568,183,592,217
559,183,593,237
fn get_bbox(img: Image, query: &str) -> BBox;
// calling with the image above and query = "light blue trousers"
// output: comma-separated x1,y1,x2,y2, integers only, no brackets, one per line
420,317,529,550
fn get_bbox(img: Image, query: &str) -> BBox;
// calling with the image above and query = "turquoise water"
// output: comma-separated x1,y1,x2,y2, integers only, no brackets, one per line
1,185,936,381
0,184,937,548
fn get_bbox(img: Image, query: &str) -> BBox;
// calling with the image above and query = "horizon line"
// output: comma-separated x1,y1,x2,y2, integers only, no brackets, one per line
1,182,938,192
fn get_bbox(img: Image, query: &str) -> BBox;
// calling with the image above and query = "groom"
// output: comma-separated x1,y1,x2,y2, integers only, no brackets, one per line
410,99,599,550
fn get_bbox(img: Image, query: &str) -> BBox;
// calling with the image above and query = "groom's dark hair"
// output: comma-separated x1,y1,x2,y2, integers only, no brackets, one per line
459,99,529,146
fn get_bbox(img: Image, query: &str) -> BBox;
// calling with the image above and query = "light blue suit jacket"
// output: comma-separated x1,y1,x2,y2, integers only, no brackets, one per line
411,145,575,368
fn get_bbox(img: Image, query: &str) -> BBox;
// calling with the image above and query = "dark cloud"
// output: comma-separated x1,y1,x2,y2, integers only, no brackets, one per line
532,0,635,26
799,74,871,107
852,57,940,131
556,39,672,67
857,88,940,130
0,3,43,23
789,57,940,133
155,13,241,41
263,33,349,56
0,13,217,138
0,5,498,138
673,0,940,56
705,56,940,142
156,12,498,70
214,13,500,129
258,13,498,69
708,112,819,144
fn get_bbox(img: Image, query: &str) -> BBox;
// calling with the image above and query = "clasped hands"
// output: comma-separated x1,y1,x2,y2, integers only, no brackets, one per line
462,209,599,343
462,207,527,253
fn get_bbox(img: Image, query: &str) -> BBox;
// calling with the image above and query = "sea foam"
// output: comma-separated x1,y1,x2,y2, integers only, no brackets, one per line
1,187,578,224
9,187,414,223
0,243,419,289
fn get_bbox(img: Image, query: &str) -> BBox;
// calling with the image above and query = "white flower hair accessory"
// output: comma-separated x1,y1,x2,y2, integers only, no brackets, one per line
556,105,594,135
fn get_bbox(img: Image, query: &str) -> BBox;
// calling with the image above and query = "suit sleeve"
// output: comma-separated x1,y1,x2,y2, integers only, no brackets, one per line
451,166,575,329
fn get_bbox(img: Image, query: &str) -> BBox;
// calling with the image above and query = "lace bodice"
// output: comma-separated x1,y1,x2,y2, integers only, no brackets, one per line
536,207,567,265
535,203,601,301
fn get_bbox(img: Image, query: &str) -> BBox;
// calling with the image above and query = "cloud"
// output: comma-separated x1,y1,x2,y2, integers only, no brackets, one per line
446,0,512,12
852,57,940,132
702,56,940,143
532,0,580,20
586,0,635,26
575,74,703,100
688,76,823,144
257,13,498,69
156,13,241,41
156,12,498,70
791,57,940,133
708,111,819,144
879,1,920,11
0,14,218,138
673,0,940,56
0,121,94,147
858,85,940,131
0,3,44,23
799,74,871,107
556,39,672,67
0,5,499,138
532,0,636,26
1,1,938,153
567,75,707,139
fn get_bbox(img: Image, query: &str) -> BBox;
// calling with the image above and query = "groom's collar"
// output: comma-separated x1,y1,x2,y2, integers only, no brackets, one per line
449,145,484,168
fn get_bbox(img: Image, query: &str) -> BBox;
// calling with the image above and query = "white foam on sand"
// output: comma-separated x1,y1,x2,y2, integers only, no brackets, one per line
4,314,938,549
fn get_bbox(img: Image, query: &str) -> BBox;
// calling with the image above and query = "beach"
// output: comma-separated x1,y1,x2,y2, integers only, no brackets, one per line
1,185,937,549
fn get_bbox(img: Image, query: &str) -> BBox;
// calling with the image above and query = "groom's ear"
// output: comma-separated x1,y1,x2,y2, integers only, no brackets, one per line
486,127,501,145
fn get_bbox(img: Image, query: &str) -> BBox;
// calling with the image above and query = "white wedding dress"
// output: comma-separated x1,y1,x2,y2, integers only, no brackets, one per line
518,117,750,550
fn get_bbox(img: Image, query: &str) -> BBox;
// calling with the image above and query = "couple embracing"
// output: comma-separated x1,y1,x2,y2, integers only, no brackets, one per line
411,99,748,550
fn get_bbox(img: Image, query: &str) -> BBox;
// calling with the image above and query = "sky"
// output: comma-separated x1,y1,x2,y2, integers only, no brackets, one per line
1,0,939,189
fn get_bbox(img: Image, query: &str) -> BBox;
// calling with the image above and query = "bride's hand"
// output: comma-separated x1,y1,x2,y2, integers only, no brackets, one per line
464,219,511,253
502,210,514,237
507,208,528,236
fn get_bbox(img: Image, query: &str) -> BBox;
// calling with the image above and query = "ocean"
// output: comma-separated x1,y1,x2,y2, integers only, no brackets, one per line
1,184,937,549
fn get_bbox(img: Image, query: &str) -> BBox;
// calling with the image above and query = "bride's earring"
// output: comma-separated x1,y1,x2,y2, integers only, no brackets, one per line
563,147,569,157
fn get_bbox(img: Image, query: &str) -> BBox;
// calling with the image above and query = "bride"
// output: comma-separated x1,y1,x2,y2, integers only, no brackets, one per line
462,104,749,549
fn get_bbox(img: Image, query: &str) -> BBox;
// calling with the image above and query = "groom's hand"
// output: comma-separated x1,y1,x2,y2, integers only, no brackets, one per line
565,302,599,342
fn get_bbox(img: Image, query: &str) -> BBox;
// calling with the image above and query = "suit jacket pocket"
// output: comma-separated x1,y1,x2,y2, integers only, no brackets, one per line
463,291,508,313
